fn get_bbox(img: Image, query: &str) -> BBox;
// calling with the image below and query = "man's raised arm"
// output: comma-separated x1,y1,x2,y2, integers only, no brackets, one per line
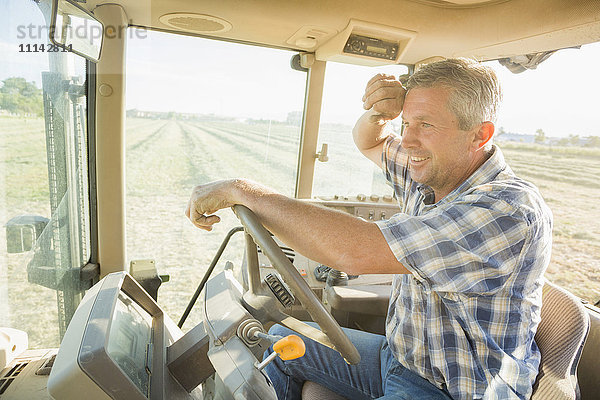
353,74,406,167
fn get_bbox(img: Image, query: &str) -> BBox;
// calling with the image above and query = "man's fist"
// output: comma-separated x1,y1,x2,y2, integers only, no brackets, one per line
362,74,406,121
186,179,236,231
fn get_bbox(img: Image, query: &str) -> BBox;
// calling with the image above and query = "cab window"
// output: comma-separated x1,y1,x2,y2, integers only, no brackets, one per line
485,45,600,304
125,30,307,328
313,62,407,198
1,0,91,347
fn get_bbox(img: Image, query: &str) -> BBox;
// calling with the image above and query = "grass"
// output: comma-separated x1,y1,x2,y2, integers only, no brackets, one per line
498,141,600,158
124,118,303,328
0,117,50,204
1,116,599,347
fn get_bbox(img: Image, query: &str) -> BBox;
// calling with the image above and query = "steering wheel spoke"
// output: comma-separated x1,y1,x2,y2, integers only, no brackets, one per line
270,310,340,353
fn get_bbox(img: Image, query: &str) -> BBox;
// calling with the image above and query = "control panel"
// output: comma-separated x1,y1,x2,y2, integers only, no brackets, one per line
315,193,400,221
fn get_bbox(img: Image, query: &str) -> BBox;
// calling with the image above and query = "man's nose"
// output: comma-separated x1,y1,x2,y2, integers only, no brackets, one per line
401,126,419,149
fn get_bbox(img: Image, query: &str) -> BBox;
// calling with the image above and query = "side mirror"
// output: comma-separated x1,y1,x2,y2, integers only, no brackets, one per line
49,0,103,62
5,215,49,254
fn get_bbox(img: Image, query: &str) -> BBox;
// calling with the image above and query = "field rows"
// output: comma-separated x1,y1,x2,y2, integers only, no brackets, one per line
207,120,301,152
126,119,302,196
499,143,600,300
182,121,298,190
124,119,303,324
506,158,600,189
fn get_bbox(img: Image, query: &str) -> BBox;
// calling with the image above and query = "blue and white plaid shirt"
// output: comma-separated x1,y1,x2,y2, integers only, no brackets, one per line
375,137,553,399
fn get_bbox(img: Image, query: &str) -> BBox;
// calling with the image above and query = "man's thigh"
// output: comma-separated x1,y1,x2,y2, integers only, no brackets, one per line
265,324,387,400
379,354,453,400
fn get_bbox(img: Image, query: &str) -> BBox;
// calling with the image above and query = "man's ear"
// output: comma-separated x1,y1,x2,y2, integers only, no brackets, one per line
472,121,494,150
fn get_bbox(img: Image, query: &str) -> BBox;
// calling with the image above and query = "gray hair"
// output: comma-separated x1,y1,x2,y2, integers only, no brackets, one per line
406,58,502,131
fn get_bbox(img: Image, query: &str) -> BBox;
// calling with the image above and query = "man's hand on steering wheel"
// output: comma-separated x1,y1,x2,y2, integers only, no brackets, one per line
186,179,238,230
186,178,280,231
185,179,361,364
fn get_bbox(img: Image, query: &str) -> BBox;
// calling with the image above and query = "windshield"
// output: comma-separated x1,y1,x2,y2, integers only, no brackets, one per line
313,62,408,198
125,30,307,329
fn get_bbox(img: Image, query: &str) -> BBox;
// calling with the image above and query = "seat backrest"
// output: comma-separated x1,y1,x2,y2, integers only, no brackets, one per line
531,281,590,400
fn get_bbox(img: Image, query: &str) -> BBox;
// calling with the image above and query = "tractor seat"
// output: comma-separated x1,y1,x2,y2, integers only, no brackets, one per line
531,281,589,399
302,281,590,400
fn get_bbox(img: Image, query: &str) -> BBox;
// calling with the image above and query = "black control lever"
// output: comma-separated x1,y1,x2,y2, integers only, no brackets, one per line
314,265,358,285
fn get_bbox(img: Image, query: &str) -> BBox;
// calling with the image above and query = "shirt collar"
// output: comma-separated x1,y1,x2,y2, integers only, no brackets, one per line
417,144,507,207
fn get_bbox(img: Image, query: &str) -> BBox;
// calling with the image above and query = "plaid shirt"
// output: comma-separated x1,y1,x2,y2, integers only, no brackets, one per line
375,137,553,399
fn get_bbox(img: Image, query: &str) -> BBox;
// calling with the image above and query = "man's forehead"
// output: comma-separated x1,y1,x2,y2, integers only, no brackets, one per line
406,86,452,102
403,87,453,118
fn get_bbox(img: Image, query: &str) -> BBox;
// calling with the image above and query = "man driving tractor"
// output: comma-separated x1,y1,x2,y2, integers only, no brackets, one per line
186,58,552,399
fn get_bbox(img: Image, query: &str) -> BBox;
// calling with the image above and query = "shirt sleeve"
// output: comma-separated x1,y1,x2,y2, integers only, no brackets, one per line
375,194,531,295
381,135,412,205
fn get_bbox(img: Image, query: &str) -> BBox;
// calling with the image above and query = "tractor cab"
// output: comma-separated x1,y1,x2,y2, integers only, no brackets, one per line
1,0,599,399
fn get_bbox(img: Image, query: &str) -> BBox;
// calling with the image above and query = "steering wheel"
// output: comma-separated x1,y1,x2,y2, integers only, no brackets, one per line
233,204,361,365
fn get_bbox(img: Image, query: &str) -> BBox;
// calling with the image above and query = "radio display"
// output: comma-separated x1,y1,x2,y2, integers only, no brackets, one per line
366,45,387,54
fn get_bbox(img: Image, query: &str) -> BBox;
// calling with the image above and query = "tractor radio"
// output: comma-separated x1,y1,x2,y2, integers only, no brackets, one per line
343,33,399,61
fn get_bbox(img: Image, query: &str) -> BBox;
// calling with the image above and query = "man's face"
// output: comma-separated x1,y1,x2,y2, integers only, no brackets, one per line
401,86,481,201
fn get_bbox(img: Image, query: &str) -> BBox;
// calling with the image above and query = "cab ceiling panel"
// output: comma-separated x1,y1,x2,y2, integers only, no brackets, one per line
88,0,600,65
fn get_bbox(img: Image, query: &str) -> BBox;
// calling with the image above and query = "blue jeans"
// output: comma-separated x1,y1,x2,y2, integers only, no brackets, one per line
264,324,453,400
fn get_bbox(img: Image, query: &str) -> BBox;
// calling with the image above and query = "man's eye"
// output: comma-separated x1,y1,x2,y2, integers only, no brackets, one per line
421,122,432,128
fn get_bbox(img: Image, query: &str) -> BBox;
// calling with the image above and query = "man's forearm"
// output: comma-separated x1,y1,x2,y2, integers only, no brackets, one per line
229,179,408,275
354,74,405,162
352,110,394,166
352,110,389,150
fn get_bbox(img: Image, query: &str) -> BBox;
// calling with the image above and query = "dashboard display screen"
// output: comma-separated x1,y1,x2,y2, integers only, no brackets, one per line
106,292,153,397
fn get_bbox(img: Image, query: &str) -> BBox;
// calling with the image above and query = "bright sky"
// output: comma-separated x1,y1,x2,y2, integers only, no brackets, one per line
2,0,600,138
126,32,600,138
490,45,600,138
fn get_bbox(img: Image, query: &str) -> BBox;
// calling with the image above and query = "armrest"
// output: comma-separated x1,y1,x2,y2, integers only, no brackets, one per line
326,285,392,316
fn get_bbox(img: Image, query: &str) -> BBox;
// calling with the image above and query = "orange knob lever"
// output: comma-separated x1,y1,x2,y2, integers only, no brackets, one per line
255,334,306,371
273,334,306,361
